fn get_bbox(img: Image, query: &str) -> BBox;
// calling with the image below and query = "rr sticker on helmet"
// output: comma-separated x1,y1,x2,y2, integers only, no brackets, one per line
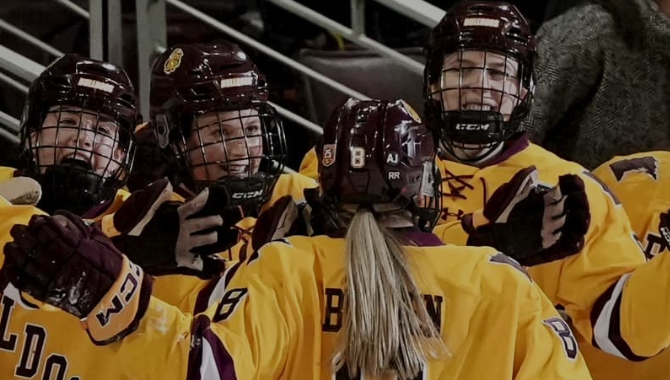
399,100,422,123
163,48,184,75
322,144,337,167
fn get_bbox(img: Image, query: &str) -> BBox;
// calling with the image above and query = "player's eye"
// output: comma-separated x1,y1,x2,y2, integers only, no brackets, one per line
489,69,513,81
97,126,112,136
245,125,260,136
57,118,79,127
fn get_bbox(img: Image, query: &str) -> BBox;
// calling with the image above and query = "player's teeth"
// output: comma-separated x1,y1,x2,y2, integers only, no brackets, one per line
463,104,492,111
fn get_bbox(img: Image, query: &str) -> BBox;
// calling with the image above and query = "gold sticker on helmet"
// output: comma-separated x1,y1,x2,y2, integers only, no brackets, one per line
399,100,422,123
322,144,336,167
163,48,184,75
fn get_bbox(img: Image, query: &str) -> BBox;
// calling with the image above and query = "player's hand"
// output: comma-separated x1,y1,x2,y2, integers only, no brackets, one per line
112,179,243,278
3,210,153,344
461,166,590,266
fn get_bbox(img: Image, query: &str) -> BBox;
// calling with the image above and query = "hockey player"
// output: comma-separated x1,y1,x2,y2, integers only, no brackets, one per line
0,54,142,380
0,42,314,379
425,0,670,364
105,43,317,309
1,98,593,380
15,54,140,216
570,152,670,380
299,0,670,365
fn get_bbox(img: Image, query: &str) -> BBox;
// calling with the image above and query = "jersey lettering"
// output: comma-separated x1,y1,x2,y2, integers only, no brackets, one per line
0,295,18,351
322,288,443,333
0,295,75,380
42,354,69,380
323,288,345,332
422,295,443,332
212,288,248,322
543,317,578,360
643,233,667,259
15,324,46,378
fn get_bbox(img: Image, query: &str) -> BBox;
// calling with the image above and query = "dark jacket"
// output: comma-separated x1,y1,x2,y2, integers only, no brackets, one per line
523,0,670,169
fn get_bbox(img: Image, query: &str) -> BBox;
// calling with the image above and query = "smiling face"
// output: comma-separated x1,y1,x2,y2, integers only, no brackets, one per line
31,105,126,177
430,50,528,162
434,50,526,119
184,108,264,182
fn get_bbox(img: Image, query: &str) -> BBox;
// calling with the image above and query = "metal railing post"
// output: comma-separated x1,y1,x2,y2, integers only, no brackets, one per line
0,73,29,94
351,0,365,36
0,19,63,57
269,102,323,135
0,111,21,139
0,45,44,141
136,0,167,119
89,0,103,59
370,0,444,27
0,44,44,81
89,0,123,65
264,0,424,74
53,0,90,18
166,0,370,101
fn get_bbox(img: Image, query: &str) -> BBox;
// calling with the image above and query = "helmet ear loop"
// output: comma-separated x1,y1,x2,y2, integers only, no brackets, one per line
155,114,172,149
412,166,442,231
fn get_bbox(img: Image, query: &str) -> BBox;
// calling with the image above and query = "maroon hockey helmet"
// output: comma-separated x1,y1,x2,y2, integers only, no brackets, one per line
317,98,440,231
424,1,536,163
150,42,286,212
20,54,140,215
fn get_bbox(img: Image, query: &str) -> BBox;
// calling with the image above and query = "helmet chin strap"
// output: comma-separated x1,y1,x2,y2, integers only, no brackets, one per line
439,140,505,167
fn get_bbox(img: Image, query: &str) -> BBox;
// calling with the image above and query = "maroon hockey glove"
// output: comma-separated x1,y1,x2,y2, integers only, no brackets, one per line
3,210,153,344
111,179,242,279
462,166,590,266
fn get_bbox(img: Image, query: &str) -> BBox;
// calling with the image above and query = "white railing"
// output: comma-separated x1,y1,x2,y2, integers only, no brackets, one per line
0,0,447,162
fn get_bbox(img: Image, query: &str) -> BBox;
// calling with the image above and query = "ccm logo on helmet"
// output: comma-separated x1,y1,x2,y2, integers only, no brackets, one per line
232,190,263,199
455,123,490,131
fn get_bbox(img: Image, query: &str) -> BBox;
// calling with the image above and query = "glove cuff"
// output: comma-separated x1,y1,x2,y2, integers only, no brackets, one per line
81,256,154,345
461,210,490,234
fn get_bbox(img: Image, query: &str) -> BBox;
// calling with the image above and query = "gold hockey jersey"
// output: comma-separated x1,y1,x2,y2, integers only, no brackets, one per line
109,234,592,380
431,138,670,364
574,151,670,380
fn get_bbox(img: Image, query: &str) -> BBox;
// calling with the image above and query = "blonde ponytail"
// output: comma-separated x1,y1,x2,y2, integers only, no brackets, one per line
334,209,448,379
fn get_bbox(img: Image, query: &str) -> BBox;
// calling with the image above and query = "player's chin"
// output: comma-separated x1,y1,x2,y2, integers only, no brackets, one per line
93,164,119,178
452,147,488,161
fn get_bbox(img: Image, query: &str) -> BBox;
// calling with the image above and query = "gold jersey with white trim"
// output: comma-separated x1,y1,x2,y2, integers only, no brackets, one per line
105,234,592,379
573,151,670,380
299,134,670,363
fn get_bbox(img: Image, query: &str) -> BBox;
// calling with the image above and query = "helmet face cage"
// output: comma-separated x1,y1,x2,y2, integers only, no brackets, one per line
318,98,441,232
424,1,536,164
24,104,132,176
150,43,287,212
170,102,287,209
19,55,139,215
